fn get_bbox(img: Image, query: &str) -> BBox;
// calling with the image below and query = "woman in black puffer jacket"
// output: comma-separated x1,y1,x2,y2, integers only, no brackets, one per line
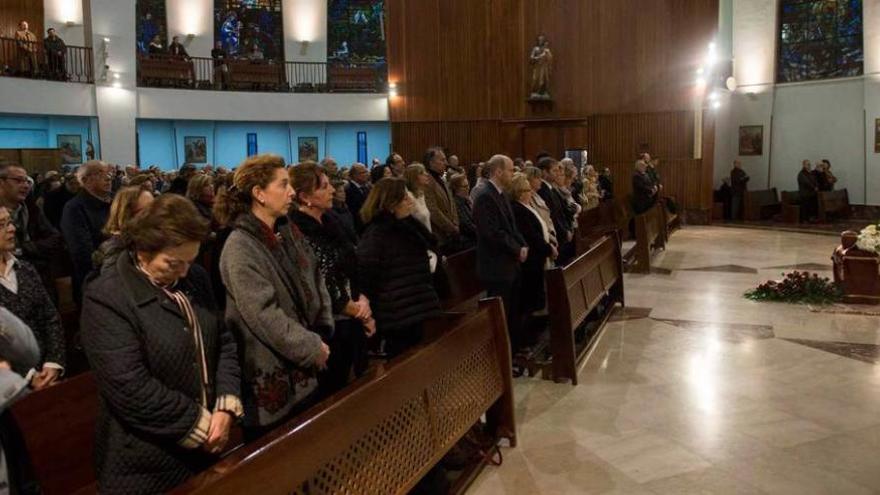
357,177,441,358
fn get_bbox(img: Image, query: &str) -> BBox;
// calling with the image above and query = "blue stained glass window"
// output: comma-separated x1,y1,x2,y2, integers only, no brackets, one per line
777,0,863,83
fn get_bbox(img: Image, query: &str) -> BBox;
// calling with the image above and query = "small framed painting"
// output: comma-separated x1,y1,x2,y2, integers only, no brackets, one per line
247,133,258,157
184,136,207,163
298,137,318,162
57,134,83,164
738,125,763,156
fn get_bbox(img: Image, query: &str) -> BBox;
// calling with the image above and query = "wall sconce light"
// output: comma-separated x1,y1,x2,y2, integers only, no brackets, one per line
186,33,195,40
299,40,310,56
388,82,399,98
65,21,81,27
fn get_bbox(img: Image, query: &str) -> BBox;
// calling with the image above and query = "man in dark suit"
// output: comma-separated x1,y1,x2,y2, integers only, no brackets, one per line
474,155,527,354
536,157,573,265
345,163,370,232
730,159,749,220
797,159,818,221
631,159,657,215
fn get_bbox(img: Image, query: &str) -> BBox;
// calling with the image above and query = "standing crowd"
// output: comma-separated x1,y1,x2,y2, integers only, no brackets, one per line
0,148,613,494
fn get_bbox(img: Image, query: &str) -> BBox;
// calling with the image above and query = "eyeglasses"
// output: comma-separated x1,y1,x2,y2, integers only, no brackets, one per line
0,220,14,230
0,176,28,185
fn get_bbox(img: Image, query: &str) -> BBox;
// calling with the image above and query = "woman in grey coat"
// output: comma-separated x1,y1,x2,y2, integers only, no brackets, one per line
218,154,332,437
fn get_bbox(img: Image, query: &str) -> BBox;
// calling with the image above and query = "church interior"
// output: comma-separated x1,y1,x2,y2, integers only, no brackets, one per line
0,0,879,493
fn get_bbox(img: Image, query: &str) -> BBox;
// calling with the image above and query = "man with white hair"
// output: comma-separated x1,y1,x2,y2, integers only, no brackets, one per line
60,161,112,303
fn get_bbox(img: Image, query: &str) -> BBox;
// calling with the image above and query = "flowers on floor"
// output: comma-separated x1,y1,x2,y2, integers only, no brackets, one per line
744,271,842,305
856,223,880,254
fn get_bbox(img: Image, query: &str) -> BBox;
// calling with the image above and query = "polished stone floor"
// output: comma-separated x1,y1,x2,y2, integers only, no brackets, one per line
471,226,880,494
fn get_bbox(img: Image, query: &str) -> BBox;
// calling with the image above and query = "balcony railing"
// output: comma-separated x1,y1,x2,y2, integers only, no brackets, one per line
137,54,386,93
0,37,93,84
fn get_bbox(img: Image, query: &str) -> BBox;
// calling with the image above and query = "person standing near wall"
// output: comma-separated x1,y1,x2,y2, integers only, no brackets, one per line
729,160,749,221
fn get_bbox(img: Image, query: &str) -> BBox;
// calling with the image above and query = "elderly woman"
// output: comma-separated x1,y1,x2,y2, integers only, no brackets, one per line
403,163,432,232
357,178,441,358
522,166,558,252
289,162,374,396
81,194,242,494
448,173,476,246
0,206,65,391
92,186,154,274
509,174,555,347
186,174,216,221
217,154,331,437
581,165,601,210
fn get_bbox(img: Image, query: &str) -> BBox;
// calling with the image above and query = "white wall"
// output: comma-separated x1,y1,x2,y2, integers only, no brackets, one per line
166,0,214,58
720,0,880,204
285,0,328,63
0,78,96,116
137,89,388,122
44,0,86,46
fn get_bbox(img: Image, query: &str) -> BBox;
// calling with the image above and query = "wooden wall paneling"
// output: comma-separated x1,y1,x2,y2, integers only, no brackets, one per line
0,149,21,165
20,149,62,173
522,125,562,161
0,1,44,39
699,109,716,210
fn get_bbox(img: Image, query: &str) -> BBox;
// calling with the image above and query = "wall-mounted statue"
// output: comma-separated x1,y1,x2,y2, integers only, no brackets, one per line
529,34,552,100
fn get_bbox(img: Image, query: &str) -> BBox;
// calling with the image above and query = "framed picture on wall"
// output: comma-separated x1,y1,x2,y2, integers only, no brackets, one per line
298,137,318,162
184,136,207,163
247,133,258,157
738,125,763,156
875,119,880,153
57,134,83,165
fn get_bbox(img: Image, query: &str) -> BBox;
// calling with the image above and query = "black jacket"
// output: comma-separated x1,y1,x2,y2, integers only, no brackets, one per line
512,202,552,312
60,190,110,302
0,259,65,368
730,168,749,194
357,213,441,332
537,181,572,241
598,175,614,200
632,172,656,215
454,194,477,243
345,181,370,232
798,169,818,197
81,253,241,495
473,183,526,284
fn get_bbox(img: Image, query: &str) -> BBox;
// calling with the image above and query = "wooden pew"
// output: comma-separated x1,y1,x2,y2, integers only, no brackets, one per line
439,247,483,312
227,60,286,91
630,203,665,274
818,189,851,223
9,373,98,495
328,65,378,92
780,191,801,224
545,233,624,385
575,201,618,256
173,298,515,495
137,55,194,88
744,188,781,221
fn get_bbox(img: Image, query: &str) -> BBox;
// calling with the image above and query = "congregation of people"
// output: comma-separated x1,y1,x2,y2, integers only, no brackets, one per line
0,146,621,494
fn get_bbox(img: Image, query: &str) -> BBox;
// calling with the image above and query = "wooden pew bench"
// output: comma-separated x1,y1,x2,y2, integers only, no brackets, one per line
780,191,801,224
545,233,625,384
328,65,378,92
438,247,483,312
575,201,618,256
744,188,781,221
629,202,665,274
173,299,515,494
137,55,194,88
818,189,851,223
227,60,286,91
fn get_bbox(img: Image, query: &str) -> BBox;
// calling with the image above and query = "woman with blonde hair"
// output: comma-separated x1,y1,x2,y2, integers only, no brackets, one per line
217,154,331,438
403,163,432,232
581,165,601,210
92,186,154,274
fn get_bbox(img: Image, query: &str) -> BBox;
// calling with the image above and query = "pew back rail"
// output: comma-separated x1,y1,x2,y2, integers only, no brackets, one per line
545,233,624,385
632,203,666,273
174,298,516,495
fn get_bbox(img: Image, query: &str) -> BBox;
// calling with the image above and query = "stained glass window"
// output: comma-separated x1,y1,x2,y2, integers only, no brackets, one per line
777,0,863,83
328,0,387,80
215,0,285,60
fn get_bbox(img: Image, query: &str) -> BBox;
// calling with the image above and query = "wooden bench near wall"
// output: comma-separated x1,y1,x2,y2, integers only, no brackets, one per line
780,191,801,224
744,188,781,221
545,233,625,385
818,189,851,223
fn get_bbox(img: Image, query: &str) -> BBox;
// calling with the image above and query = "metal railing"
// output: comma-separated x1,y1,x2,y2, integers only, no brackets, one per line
136,54,385,93
0,37,93,84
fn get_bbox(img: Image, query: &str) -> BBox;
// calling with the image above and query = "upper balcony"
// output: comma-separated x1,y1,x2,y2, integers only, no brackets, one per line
0,37,94,84
136,54,385,94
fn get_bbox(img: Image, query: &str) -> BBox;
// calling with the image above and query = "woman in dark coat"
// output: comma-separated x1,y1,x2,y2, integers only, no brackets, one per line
81,194,243,495
289,162,374,396
449,173,477,247
357,177,441,358
510,174,555,315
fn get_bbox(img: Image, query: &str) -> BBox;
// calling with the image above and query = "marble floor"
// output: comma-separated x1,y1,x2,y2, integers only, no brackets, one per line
471,226,880,495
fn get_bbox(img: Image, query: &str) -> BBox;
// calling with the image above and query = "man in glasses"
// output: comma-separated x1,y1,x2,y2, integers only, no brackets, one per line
0,164,64,299
60,161,112,304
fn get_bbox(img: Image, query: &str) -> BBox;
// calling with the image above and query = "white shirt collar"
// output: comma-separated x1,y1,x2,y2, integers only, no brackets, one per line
489,179,504,194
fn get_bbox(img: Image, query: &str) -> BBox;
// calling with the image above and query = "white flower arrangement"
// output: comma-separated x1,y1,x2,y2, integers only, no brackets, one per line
856,223,880,254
